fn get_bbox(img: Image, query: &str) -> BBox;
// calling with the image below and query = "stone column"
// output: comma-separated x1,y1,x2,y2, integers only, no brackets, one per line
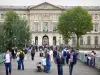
49,34,53,45
38,35,42,45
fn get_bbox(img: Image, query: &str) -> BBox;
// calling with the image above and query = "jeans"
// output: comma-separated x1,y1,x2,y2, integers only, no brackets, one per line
53,56,57,63
45,65,51,72
19,60,24,70
5,63,11,75
45,60,51,72
57,65,63,75
17,61,20,70
69,62,74,75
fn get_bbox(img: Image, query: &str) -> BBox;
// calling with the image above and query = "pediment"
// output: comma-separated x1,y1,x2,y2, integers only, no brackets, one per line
29,2,63,10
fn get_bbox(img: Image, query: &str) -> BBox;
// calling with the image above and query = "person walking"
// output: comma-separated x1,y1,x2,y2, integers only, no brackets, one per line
31,46,35,60
56,50,64,75
62,48,67,64
69,49,77,75
49,49,53,62
16,50,20,70
45,51,51,73
53,48,57,63
4,50,12,75
18,48,25,70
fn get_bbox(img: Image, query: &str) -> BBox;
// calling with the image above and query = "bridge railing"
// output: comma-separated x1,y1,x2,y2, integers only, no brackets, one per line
78,52,100,70
0,53,3,64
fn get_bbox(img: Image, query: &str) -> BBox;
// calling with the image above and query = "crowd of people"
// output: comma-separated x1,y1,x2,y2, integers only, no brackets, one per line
35,45,78,75
3,45,78,75
84,51,96,67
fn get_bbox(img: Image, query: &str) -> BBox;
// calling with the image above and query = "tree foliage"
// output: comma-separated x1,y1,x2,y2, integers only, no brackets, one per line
57,6,93,48
57,12,72,44
0,23,5,52
3,11,30,50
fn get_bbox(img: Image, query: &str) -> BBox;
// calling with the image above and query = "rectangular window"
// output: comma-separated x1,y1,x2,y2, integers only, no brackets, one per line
52,22,57,31
94,14,98,19
34,22,38,32
1,14,4,19
23,14,27,19
94,23,98,32
43,22,48,32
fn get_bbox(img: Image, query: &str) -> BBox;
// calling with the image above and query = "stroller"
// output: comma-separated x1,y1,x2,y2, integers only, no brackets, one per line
36,62,42,72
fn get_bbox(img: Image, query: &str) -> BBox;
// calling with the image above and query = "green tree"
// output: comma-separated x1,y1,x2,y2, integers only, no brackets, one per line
0,23,5,52
57,6,93,48
57,11,72,44
3,11,31,50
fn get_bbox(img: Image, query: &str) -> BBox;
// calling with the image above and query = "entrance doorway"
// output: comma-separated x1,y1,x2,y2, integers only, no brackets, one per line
42,35,49,45
53,36,56,45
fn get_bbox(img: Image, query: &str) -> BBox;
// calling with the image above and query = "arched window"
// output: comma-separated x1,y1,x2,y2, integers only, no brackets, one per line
34,22,39,32
35,36,38,45
80,37,83,45
94,36,98,45
53,36,56,45
72,37,76,45
87,36,91,45
94,23,98,32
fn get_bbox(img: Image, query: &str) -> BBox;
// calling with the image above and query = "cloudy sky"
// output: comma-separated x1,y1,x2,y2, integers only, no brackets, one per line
0,0,100,6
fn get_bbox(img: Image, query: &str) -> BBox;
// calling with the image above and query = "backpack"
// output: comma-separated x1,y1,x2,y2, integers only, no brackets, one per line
63,51,67,56
19,52,24,60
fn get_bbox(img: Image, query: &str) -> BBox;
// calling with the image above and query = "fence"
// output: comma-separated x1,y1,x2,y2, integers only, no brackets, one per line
78,52,100,70
0,54,3,64
95,55,100,69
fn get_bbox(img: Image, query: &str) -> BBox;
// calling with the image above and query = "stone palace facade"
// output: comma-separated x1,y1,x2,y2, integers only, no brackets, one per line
0,2,100,47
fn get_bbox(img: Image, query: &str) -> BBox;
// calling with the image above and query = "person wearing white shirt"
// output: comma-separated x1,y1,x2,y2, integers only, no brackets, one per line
4,50,12,75
49,49,53,62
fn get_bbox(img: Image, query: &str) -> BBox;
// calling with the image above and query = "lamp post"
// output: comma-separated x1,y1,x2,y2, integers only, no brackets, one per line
84,42,85,49
25,40,26,48
14,36,16,48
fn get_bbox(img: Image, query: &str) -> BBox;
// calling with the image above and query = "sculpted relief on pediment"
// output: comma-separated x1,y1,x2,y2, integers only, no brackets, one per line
31,2,62,10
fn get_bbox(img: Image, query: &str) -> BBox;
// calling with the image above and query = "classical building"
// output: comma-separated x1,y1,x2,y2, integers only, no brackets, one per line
0,2,100,47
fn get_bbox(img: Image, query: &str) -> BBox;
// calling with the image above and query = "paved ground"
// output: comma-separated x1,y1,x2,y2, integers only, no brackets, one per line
0,52,100,75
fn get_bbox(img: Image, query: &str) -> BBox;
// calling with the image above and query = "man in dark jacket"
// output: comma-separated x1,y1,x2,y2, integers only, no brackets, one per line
31,47,35,60
56,50,64,75
53,49,57,63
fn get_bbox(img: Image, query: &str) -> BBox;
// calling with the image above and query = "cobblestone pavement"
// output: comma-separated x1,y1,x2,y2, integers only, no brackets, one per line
0,52,100,75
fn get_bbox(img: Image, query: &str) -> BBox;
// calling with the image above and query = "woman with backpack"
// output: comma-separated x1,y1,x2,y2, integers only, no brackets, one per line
18,49,25,70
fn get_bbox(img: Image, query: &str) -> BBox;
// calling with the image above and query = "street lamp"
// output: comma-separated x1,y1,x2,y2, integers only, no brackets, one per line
14,37,16,48
25,40,26,48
